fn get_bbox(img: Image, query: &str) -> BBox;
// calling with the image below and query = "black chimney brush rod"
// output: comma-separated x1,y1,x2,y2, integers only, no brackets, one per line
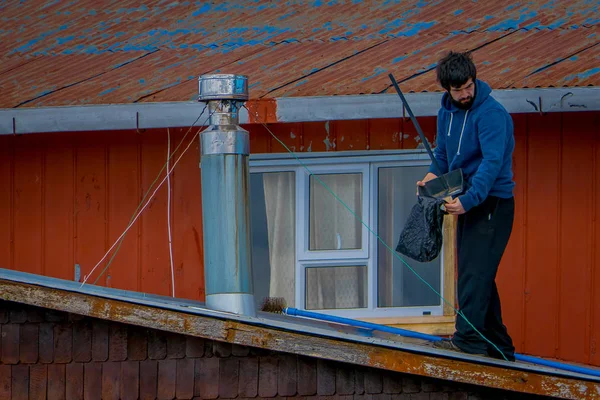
388,73,449,191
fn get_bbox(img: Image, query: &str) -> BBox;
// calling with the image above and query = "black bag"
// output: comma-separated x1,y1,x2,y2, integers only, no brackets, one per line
395,196,446,262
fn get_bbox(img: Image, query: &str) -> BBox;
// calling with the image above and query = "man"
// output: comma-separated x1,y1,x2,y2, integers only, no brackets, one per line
417,51,516,361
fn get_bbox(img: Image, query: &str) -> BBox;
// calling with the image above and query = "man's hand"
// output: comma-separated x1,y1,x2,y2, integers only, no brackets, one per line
416,172,437,195
445,197,466,215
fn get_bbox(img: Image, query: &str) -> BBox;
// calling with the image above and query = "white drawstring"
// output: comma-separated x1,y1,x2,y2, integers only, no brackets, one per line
447,113,453,136
456,110,469,155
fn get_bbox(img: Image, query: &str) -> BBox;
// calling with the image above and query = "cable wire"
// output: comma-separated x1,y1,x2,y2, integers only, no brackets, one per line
167,128,176,297
86,106,210,287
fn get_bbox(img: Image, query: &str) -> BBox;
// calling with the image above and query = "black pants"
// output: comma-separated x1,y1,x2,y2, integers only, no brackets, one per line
452,195,516,361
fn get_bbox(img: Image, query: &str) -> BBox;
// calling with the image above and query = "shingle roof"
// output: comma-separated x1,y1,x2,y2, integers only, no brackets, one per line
0,298,494,400
0,0,598,107
1,267,599,399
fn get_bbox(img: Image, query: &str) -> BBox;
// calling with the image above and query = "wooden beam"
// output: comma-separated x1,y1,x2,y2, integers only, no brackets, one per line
443,214,457,317
0,279,597,399
359,316,455,336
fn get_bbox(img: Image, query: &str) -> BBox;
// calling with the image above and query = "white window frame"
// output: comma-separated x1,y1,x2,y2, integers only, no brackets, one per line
296,259,371,313
250,150,444,318
297,163,370,261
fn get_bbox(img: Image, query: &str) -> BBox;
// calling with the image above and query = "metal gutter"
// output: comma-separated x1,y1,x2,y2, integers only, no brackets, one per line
274,87,600,122
0,267,598,386
0,87,598,135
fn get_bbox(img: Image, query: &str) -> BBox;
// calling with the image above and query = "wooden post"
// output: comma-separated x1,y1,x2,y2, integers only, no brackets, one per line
442,213,457,316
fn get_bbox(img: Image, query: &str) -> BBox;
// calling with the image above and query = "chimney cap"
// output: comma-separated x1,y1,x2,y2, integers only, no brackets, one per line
198,74,249,102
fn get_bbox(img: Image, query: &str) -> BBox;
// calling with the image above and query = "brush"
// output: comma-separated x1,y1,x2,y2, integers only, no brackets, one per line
260,297,288,314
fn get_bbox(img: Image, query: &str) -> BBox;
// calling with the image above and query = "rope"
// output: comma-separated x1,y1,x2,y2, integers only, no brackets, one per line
246,105,508,361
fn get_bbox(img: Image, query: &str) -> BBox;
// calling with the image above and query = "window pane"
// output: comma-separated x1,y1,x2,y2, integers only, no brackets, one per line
377,166,441,307
305,266,367,310
309,173,362,251
250,171,296,308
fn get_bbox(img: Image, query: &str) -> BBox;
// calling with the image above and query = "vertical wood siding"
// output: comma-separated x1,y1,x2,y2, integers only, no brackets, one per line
0,112,598,366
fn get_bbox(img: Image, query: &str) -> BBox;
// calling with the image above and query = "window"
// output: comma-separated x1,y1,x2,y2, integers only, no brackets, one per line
309,173,362,251
377,166,441,308
250,151,444,318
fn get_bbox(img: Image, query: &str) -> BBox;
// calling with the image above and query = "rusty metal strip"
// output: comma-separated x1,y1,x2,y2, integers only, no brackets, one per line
0,279,598,399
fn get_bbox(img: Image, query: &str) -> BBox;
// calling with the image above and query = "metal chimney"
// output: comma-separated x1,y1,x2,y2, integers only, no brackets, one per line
198,74,256,316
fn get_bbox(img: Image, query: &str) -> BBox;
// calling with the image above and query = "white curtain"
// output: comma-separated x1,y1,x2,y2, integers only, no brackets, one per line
309,174,362,251
305,266,366,309
263,172,296,307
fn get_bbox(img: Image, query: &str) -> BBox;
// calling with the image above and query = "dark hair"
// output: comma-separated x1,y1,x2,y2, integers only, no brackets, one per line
436,51,477,91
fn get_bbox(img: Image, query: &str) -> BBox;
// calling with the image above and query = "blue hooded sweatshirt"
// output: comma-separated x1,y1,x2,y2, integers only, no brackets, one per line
428,79,515,212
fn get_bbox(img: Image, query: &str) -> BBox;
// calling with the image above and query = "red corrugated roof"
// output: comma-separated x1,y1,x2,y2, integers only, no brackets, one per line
0,0,598,107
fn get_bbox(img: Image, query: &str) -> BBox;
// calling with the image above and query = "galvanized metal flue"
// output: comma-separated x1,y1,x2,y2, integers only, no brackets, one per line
198,74,256,316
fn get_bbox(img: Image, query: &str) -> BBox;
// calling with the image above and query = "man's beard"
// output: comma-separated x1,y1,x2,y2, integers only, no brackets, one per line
451,96,474,110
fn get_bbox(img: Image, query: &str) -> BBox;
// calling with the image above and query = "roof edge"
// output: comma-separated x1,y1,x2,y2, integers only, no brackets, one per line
0,271,599,399
0,87,598,135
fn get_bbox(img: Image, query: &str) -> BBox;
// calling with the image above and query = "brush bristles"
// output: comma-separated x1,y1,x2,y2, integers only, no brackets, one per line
260,297,287,313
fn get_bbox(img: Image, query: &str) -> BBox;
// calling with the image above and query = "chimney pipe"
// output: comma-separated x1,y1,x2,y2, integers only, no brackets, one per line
198,74,256,316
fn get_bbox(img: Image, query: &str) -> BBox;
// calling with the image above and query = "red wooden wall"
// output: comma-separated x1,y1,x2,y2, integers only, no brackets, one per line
0,112,598,366
0,128,205,301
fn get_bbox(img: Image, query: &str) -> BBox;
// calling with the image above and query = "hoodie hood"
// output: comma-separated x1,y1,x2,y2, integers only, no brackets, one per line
441,79,492,113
